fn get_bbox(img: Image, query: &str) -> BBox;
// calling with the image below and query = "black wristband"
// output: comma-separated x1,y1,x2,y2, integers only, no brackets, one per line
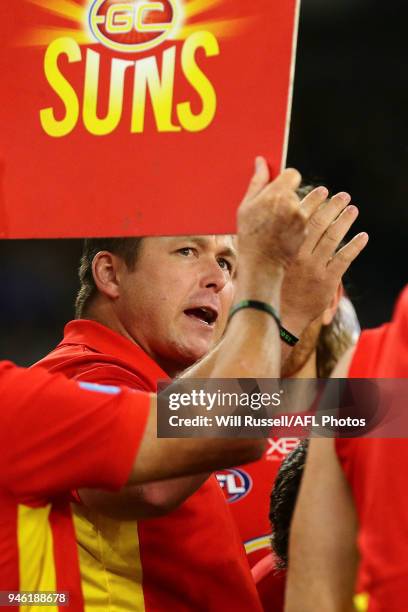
279,325,299,346
228,300,281,330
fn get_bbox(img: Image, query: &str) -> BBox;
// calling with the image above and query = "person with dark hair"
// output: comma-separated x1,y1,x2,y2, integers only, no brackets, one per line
285,285,408,612
270,439,310,570
216,188,360,584
216,179,362,609
32,159,367,611
2,163,311,606
218,293,360,612
243,440,310,612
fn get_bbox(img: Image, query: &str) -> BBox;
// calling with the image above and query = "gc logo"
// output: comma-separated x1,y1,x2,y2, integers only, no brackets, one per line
89,0,182,53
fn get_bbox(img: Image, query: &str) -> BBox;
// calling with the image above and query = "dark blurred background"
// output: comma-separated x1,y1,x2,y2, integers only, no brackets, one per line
1,0,407,365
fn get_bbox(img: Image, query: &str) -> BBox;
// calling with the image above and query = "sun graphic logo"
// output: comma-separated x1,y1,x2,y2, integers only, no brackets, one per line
19,0,253,138
88,0,183,53
21,0,250,59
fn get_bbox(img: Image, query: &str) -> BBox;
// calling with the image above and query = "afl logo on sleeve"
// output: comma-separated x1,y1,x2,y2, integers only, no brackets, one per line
216,468,252,503
78,381,122,395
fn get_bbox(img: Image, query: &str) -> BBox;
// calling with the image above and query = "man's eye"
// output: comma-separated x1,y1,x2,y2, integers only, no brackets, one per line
178,247,194,256
218,258,232,272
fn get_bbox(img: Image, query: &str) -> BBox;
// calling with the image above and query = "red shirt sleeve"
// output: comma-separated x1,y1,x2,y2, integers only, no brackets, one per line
0,361,149,502
70,363,151,391
50,361,152,504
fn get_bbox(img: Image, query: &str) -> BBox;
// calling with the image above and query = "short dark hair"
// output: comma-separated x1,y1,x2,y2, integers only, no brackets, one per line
270,439,309,569
75,238,143,319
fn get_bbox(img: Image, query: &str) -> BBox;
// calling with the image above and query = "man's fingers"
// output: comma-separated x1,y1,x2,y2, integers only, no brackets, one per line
243,161,302,206
302,192,351,254
313,205,360,260
300,186,329,220
327,232,369,277
244,156,271,200
256,167,302,208
272,167,302,191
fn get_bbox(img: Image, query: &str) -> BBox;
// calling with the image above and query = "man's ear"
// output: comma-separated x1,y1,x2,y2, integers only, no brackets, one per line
322,284,343,326
92,251,123,300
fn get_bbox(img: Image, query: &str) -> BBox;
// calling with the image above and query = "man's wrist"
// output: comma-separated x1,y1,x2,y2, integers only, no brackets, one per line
235,265,284,305
229,300,281,329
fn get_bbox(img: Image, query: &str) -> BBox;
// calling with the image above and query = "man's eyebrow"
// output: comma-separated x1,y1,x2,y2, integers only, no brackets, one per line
218,245,237,260
188,236,238,259
170,236,237,260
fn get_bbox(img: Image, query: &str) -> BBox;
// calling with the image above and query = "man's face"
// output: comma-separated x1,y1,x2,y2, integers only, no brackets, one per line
115,235,236,374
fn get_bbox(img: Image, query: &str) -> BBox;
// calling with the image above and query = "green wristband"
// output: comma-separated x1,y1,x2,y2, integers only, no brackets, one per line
279,325,299,346
228,300,281,330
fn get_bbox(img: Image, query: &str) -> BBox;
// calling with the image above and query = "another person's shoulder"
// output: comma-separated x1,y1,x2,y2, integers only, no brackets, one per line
350,284,408,378
394,284,408,326
336,285,408,470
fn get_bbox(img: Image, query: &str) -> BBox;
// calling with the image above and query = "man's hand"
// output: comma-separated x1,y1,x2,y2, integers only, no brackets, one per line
237,158,307,274
182,159,310,380
281,187,369,338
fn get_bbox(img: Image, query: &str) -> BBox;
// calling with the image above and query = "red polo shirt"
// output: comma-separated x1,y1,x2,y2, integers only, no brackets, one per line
34,319,262,612
0,360,149,611
336,286,408,611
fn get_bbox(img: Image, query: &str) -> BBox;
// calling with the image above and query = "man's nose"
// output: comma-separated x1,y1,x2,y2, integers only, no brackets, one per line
199,259,228,292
